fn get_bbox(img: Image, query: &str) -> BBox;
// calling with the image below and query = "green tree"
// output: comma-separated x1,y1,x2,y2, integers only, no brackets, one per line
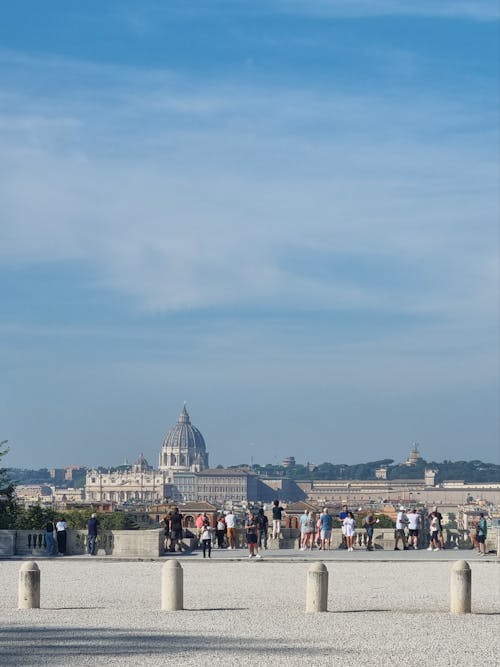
14,504,57,529
0,442,19,528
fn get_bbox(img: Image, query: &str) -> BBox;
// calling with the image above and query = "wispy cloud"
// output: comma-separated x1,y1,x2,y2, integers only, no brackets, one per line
0,49,497,329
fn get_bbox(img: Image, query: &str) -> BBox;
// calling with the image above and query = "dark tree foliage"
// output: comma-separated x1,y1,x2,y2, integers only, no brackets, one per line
0,444,19,528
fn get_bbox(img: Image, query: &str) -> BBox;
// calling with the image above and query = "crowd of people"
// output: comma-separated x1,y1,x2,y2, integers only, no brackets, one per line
42,503,489,559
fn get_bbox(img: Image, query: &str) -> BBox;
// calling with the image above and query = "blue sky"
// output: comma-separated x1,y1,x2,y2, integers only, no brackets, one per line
1,1,498,469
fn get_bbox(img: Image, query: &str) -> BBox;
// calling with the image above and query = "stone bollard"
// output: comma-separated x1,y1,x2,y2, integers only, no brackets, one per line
306,562,328,613
450,560,471,614
18,561,41,609
161,559,183,611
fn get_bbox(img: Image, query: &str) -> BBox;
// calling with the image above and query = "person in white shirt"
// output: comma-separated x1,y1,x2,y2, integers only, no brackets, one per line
406,509,421,549
343,512,356,552
394,507,409,551
225,510,236,549
200,525,212,558
55,518,68,555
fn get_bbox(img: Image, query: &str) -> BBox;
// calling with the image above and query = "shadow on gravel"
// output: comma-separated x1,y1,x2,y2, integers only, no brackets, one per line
0,627,356,660
331,609,390,613
187,607,249,611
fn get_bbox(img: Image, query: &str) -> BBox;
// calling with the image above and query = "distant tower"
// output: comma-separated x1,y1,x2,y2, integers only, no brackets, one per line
405,443,422,466
424,468,437,486
159,404,209,473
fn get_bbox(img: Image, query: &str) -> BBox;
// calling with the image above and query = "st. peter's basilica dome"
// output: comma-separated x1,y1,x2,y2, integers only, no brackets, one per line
158,404,209,472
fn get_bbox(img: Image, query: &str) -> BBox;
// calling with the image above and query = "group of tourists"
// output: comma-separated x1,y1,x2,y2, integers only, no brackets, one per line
160,507,184,553
44,513,100,556
179,500,286,560
44,517,68,556
299,506,362,552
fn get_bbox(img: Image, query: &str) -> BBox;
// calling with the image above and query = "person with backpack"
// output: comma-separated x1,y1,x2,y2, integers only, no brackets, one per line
475,513,488,556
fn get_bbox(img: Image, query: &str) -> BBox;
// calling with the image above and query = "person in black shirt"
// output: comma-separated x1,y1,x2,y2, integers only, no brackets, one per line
271,500,284,540
45,520,56,556
257,508,268,550
87,513,100,556
170,508,183,552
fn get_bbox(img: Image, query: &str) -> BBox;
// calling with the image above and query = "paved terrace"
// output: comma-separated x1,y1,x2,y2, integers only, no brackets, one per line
1,548,499,667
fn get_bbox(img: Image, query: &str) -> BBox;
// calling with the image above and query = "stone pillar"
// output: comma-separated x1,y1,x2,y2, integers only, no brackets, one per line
161,559,183,611
18,561,40,609
450,560,471,614
306,562,328,613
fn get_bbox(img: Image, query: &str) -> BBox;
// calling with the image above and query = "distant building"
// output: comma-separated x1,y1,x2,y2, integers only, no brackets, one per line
86,452,173,503
283,456,296,468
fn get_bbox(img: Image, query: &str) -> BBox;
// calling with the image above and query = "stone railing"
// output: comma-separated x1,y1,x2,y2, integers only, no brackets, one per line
1,527,497,557
1,529,165,558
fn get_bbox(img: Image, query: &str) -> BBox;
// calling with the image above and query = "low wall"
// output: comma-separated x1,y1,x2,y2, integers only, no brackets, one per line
1,527,498,556
2,529,165,558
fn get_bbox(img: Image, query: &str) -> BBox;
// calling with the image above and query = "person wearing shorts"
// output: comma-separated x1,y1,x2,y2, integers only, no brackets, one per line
407,508,421,549
169,507,183,552
475,513,488,556
319,508,333,551
225,510,236,549
245,511,261,559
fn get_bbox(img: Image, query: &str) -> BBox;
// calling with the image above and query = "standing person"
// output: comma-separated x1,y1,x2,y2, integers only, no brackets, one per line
55,517,67,555
161,512,171,553
257,508,268,550
45,519,56,556
475,513,488,556
343,511,356,552
215,514,226,549
299,510,309,550
271,500,284,540
407,508,421,549
338,504,349,549
169,507,183,552
245,511,261,559
195,513,206,540
427,511,441,551
303,511,316,550
225,510,236,550
201,523,212,558
428,506,444,549
394,507,409,551
319,508,333,551
362,511,378,551
87,512,99,556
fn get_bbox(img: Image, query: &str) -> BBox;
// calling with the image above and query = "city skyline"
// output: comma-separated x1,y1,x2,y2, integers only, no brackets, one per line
1,2,498,469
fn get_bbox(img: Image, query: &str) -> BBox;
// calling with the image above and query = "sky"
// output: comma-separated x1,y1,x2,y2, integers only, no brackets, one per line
0,1,498,470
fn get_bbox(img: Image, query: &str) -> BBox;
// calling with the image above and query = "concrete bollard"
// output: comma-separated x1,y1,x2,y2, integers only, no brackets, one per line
306,562,328,613
18,561,41,609
161,559,183,611
450,560,471,614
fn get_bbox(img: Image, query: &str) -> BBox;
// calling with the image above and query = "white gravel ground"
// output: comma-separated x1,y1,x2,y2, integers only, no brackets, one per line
0,558,498,666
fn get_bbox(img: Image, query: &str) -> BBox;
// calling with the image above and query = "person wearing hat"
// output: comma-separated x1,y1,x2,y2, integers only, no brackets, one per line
394,506,409,550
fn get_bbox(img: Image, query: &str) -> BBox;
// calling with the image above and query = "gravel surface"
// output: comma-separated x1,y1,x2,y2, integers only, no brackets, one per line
0,558,498,666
